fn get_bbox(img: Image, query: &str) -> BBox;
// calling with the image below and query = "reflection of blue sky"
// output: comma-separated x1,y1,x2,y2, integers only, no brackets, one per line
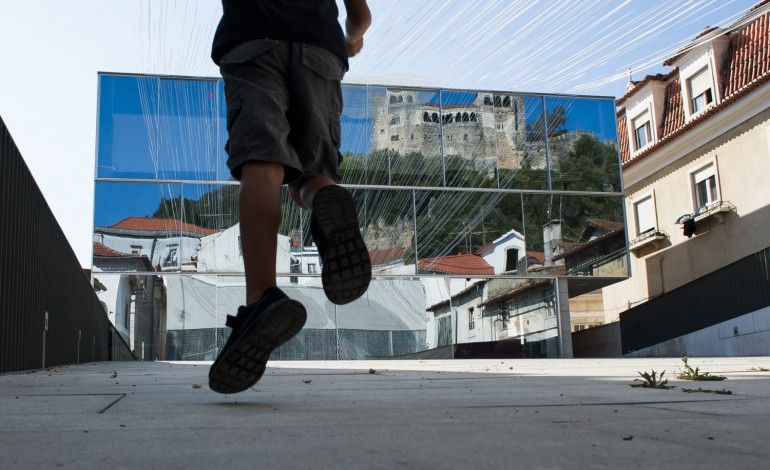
94,181,182,227
545,97,616,142
98,74,228,180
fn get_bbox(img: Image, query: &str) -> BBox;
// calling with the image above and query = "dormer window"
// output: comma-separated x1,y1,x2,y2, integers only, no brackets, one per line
632,111,652,150
687,67,713,114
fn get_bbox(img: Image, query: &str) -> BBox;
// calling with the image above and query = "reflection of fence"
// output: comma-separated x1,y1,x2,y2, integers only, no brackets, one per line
0,117,133,373
165,328,427,361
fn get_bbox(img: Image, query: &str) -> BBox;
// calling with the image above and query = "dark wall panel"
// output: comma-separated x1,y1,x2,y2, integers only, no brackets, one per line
620,248,770,353
1,116,133,373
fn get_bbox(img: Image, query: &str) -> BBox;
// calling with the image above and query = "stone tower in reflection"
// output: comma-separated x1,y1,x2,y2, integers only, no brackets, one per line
371,90,534,172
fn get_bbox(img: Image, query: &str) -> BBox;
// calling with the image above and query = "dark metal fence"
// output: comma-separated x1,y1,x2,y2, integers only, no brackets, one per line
1,116,133,373
620,247,770,354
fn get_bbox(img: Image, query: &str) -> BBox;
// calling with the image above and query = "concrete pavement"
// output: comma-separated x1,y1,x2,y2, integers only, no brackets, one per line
2,357,770,469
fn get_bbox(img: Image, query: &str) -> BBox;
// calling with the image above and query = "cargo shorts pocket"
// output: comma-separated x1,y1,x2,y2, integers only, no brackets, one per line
301,44,345,81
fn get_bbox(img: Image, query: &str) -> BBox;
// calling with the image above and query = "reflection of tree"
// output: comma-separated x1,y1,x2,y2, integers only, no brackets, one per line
157,134,622,259
153,185,239,229
526,105,567,142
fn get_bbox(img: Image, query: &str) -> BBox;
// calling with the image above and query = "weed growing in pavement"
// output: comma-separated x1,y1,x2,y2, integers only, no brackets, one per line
748,366,769,372
630,370,674,389
682,388,732,395
677,356,726,381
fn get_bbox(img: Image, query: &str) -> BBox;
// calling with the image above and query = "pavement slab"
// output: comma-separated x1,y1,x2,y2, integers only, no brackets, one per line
2,357,770,469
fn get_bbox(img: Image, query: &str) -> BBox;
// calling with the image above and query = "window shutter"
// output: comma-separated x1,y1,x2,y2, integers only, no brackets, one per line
692,164,715,184
688,68,712,97
635,196,655,234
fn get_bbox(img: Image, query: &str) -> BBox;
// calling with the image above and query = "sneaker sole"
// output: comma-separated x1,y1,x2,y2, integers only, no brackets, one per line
208,299,306,394
313,186,371,305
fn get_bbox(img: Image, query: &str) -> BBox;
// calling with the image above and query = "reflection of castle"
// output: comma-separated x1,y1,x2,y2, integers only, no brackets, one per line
371,90,528,171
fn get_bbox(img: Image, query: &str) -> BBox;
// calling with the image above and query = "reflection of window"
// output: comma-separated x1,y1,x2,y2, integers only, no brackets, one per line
688,67,713,114
406,95,413,103
692,164,719,209
431,113,439,123
163,245,179,267
484,96,493,105
503,96,511,107
455,112,462,121
634,195,656,235
308,263,317,274
494,95,502,107
470,113,477,122
468,307,475,330
423,112,430,122
505,248,519,272
390,95,397,104
237,236,242,256
462,113,469,122
390,116,400,125
410,133,414,140
131,245,142,255
463,134,468,141
398,96,404,103
632,111,651,150
390,135,399,141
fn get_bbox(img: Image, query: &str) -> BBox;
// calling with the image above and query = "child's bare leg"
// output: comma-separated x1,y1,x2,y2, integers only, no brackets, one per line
288,175,336,209
239,161,284,304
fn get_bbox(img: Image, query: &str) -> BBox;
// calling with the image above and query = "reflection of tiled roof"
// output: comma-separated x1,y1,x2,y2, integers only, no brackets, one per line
370,246,404,266
619,6,770,169
418,254,494,275
527,251,545,264
553,227,625,262
93,242,132,257
587,219,624,233
478,279,552,307
109,217,217,236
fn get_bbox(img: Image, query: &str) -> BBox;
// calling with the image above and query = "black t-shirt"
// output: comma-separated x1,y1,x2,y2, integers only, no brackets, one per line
211,0,348,69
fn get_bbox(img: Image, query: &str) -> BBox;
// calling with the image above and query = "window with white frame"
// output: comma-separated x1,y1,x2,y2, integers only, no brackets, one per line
692,164,719,209
688,67,713,114
468,307,475,330
634,195,656,235
632,111,652,150
307,263,318,274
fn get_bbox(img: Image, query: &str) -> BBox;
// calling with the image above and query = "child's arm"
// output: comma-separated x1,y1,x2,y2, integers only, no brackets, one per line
342,0,371,57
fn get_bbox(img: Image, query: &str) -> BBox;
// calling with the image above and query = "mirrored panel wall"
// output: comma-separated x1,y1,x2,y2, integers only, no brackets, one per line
95,73,626,360
92,273,562,361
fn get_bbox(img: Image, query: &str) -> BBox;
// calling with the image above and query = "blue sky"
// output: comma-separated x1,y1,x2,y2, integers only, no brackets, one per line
0,0,758,266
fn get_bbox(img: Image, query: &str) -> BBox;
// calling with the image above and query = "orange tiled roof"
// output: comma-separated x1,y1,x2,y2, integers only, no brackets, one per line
369,246,404,266
93,242,133,257
418,253,494,275
109,216,217,236
618,5,770,169
527,251,545,264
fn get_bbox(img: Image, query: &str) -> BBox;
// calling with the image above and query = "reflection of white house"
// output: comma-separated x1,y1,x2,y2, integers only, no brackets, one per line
94,216,217,271
196,223,293,274
92,242,166,360
474,228,527,274
427,277,559,357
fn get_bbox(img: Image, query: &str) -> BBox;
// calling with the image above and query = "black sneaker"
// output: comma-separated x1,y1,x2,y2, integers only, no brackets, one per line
310,185,371,305
209,287,306,394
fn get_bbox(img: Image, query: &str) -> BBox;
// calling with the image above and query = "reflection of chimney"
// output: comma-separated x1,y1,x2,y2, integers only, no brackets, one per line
542,219,563,266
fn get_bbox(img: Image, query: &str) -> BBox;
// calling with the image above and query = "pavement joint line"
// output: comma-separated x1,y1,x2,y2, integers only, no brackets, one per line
98,394,127,414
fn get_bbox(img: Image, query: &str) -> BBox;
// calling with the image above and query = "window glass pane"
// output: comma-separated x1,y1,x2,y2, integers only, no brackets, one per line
94,181,184,272
181,183,240,273
498,96,548,190
522,194,627,277
545,97,621,192
440,90,493,188
97,74,221,180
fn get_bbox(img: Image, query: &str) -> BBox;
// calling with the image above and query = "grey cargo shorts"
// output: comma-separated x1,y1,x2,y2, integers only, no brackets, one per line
219,39,346,185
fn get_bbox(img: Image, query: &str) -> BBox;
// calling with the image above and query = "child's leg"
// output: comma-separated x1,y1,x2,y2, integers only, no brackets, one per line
239,161,284,304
